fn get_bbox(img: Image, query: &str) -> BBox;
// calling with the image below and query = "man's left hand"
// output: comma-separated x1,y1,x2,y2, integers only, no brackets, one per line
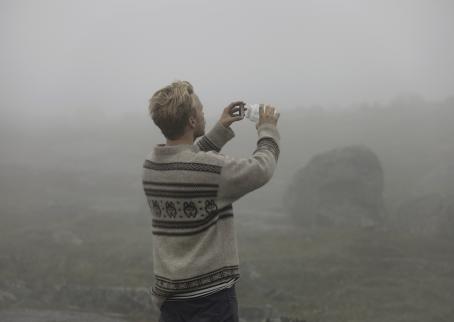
219,101,247,128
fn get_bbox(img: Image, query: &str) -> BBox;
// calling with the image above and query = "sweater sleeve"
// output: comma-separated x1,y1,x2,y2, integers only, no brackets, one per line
216,123,280,203
193,121,236,152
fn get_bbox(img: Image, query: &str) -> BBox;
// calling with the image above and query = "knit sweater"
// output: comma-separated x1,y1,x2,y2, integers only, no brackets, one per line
142,120,280,311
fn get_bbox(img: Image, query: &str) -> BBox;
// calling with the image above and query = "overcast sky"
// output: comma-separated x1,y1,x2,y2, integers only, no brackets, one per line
1,0,453,123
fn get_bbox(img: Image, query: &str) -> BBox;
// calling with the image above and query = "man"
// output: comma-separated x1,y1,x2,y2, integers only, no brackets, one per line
142,80,280,322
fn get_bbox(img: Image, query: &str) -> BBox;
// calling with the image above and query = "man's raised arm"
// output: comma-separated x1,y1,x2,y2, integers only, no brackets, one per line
193,120,235,152
193,101,246,152
215,104,281,204
216,122,280,203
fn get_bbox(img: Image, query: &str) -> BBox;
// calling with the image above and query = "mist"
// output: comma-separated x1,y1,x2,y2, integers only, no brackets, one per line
1,1,454,321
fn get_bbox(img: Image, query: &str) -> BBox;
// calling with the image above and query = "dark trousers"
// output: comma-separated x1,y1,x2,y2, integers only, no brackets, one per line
159,286,239,322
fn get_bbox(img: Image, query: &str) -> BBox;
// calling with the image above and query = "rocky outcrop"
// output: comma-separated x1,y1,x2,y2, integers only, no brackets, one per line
284,145,385,229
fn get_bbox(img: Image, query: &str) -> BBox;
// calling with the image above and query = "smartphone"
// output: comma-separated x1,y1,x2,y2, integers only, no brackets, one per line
239,105,245,118
232,104,245,118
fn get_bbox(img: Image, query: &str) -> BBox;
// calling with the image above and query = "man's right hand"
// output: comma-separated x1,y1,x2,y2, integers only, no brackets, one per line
256,104,280,130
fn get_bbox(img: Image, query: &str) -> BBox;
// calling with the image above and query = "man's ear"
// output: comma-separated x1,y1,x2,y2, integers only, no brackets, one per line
188,115,196,128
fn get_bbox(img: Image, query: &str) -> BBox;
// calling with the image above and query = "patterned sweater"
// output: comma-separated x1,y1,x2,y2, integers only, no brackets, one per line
142,120,280,310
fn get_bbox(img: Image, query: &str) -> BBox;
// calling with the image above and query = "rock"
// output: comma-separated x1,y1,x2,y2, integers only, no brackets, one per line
0,290,17,304
284,145,385,229
3,280,33,299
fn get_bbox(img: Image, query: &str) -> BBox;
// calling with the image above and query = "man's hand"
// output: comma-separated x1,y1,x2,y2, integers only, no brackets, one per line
219,101,247,128
256,104,280,130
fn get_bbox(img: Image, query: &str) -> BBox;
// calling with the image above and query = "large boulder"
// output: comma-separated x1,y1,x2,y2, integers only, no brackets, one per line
284,145,385,228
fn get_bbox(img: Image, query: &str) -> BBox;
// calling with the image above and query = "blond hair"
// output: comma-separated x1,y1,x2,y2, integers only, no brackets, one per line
148,80,198,140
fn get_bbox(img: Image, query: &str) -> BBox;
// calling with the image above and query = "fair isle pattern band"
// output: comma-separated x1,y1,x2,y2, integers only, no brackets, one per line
152,265,240,296
142,178,234,233
151,213,233,236
151,204,233,229
164,277,238,301
143,160,222,174
196,136,220,152
253,137,280,161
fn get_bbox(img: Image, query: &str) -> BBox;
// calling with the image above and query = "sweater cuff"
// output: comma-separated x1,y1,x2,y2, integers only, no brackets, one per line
257,123,280,141
208,121,236,147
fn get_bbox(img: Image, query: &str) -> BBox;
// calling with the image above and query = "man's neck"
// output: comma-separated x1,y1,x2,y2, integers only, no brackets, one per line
166,134,194,146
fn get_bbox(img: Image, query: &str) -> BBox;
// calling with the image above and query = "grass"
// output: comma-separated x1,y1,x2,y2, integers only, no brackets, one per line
1,211,454,322
237,227,454,322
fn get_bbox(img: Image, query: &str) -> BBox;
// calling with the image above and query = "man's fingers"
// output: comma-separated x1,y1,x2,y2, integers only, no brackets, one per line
228,101,245,109
231,105,247,110
256,103,280,128
265,104,274,116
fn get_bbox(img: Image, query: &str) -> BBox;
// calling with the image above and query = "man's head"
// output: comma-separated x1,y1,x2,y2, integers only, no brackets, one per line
148,80,205,141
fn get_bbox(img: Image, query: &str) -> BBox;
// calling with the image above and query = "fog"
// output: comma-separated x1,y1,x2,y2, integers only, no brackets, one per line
2,0,454,122
1,1,454,321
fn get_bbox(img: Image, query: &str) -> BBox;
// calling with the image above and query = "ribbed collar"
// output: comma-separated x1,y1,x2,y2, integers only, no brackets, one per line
153,143,198,155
